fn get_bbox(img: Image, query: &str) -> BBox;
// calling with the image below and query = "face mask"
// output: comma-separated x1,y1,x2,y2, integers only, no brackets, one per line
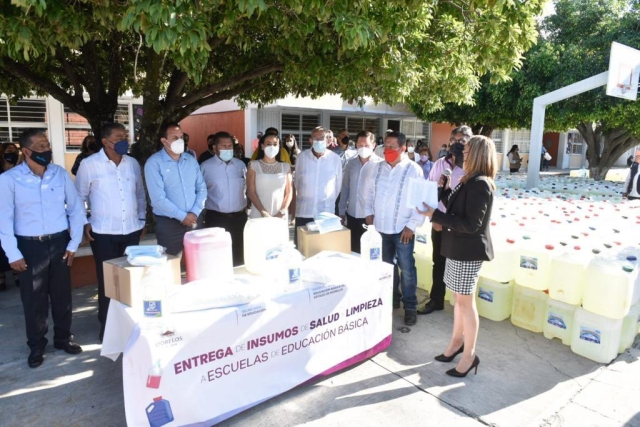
407,146,415,153
114,140,129,155
3,152,18,165
341,136,350,145
286,140,294,148
312,140,327,154
420,154,429,162
219,149,234,162
357,147,373,159
28,149,52,167
264,145,279,159
384,148,401,164
170,139,185,154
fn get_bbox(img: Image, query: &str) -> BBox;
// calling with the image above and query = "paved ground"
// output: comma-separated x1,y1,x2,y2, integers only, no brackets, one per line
1,281,638,427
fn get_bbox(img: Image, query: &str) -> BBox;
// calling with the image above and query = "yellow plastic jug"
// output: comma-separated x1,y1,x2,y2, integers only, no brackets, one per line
583,257,636,319
618,302,640,353
480,237,517,283
548,246,590,305
476,278,513,322
571,308,623,363
543,299,578,345
511,284,548,333
415,253,433,294
514,237,558,291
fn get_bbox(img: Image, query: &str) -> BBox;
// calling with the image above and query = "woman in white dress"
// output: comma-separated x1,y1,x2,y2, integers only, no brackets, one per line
247,134,293,220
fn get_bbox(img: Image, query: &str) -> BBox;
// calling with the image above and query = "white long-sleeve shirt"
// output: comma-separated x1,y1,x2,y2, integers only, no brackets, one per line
365,158,426,234
338,154,382,218
624,165,640,198
200,156,247,213
75,150,146,235
294,149,343,218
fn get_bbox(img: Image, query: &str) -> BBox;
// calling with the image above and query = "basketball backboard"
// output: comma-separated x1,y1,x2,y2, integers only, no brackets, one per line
606,42,640,101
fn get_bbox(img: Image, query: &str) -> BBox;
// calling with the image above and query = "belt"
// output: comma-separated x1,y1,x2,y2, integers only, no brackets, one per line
16,230,68,242
207,209,246,218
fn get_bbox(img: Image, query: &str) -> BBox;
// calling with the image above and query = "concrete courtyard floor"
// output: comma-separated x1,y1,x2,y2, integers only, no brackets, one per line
1,283,639,427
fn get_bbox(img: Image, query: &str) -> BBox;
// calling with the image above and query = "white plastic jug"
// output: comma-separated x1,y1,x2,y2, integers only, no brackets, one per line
511,284,548,333
276,244,304,291
360,225,382,262
618,302,640,353
244,217,290,275
514,237,557,291
141,265,172,335
476,278,513,322
571,308,622,363
480,237,517,283
548,245,590,305
583,256,636,319
416,253,433,294
184,228,233,283
414,222,432,257
543,299,578,346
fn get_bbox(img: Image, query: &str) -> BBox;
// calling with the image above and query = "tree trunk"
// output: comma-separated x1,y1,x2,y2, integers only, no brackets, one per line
578,122,638,181
87,109,117,148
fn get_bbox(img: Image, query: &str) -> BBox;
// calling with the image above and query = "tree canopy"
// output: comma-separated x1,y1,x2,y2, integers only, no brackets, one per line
1,0,544,160
412,0,640,180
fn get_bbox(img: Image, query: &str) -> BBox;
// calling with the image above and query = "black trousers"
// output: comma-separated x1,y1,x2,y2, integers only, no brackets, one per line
430,228,446,306
294,217,315,248
90,229,142,326
17,231,72,351
155,215,194,257
205,210,247,266
346,214,367,254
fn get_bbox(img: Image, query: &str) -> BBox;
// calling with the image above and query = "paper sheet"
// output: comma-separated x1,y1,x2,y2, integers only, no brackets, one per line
405,177,438,210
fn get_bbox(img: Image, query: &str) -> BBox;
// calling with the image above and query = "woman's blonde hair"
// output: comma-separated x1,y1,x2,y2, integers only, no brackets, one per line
461,135,497,190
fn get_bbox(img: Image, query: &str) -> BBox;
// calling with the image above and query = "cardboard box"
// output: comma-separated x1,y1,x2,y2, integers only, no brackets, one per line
104,255,181,307
297,226,351,258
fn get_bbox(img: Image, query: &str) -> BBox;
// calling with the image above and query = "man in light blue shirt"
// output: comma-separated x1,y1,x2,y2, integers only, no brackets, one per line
0,129,86,368
145,122,207,256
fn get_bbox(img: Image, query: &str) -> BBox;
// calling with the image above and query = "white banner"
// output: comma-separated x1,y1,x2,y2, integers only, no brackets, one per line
104,260,393,426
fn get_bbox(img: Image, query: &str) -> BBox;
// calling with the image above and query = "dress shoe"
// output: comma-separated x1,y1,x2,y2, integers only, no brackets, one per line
28,348,44,368
446,355,480,377
435,344,464,363
404,310,417,326
417,300,444,315
54,341,83,355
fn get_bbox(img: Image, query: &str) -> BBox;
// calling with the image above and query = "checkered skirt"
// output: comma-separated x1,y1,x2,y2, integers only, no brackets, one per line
444,259,483,295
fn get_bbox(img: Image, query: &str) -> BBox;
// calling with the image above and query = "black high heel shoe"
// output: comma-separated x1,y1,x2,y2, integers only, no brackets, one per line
434,344,464,363
446,355,480,377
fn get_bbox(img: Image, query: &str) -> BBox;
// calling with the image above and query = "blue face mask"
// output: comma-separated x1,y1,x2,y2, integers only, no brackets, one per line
114,140,129,155
219,149,234,162
312,139,327,154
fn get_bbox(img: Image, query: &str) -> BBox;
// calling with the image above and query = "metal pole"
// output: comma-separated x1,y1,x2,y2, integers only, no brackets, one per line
527,101,545,189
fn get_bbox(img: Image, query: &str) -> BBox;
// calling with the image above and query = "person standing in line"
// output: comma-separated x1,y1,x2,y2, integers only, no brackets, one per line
251,131,264,154
623,150,640,201
198,134,217,164
417,135,497,377
418,125,472,315
331,129,358,167
247,133,293,222
233,136,250,166
437,143,449,159
71,135,99,176
406,140,417,161
283,134,301,225
201,131,248,266
0,129,85,368
507,144,522,174
0,142,21,291
364,131,425,326
417,145,434,178
145,123,206,256
75,123,146,342
339,130,382,253
250,128,291,163
183,133,197,158
294,126,342,243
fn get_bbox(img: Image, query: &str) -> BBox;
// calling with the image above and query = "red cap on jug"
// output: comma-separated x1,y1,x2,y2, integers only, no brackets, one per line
153,396,163,401
545,244,554,250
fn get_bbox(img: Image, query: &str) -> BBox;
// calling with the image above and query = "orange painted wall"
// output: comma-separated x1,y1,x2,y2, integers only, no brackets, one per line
429,122,456,160
180,111,246,156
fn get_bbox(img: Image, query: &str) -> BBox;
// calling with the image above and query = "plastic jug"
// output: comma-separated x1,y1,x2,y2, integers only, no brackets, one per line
184,228,233,283
446,287,455,307
548,245,590,305
618,302,640,353
543,299,578,345
146,396,174,427
480,237,517,283
571,308,622,363
511,284,548,333
514,237,557,291
244,217,290,275
414,222,432,257
141,265,172,335
416,253,433,293
276,244,304,291
360,225,382,262
476,278,513,322
583,256,636,319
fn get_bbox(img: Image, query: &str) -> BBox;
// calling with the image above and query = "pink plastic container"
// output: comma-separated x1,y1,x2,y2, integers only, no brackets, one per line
184,228,233,283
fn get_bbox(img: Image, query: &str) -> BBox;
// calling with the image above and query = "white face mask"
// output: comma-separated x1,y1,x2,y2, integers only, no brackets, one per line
407,146,415,153
219,149,234,162
264,145,279,159
170,138,185,154
312,139,327,154
286,140,294,148
357,147,373,159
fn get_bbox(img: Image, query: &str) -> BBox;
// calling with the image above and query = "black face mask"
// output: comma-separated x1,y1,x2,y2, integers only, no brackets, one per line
3,152,18,165
28,149,52,167
341,136,349,145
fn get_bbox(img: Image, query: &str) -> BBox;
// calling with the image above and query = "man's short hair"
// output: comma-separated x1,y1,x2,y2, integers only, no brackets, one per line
159,122,181,139
213,131,233,145
101,123,126,140
18,129,47,149
355,130,374,142
452,125,473,138
311,127,328,138
207,134,216,145
385,131,407,147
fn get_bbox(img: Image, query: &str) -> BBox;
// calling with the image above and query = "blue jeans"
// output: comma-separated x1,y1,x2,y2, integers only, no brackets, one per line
381,231,417,311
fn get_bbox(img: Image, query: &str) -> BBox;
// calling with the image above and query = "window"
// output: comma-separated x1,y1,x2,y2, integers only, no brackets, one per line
281,112,321,150
0,98,48,143
63,104,131,150
328,116,382,140
511,129,532,153
567,132,585,155
400,119,431,145
492,129,504,153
